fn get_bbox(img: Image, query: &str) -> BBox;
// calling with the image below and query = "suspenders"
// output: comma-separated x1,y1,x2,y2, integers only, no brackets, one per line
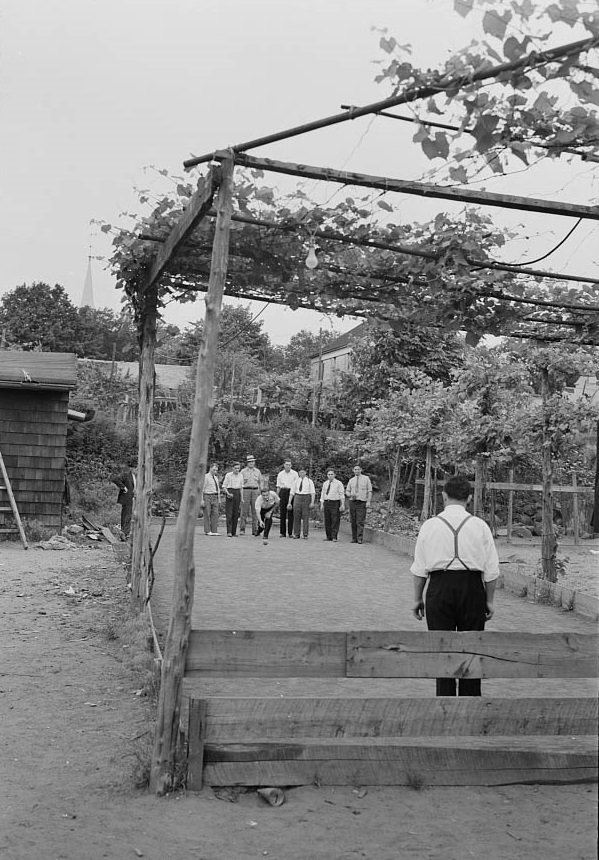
435,513,474,571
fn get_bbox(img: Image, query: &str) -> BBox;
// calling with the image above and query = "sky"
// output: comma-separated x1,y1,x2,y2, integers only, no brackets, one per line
1,0,597,345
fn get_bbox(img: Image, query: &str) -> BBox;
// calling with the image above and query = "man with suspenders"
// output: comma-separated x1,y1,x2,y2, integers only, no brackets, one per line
411,474,499,696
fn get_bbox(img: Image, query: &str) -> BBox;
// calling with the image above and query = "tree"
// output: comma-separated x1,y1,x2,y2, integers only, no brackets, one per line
0,282,82,352
76,307,138,360
375,0,599,180
280,328,339,372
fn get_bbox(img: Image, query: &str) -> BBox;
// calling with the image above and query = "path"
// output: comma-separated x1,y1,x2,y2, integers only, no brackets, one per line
151,519,597,700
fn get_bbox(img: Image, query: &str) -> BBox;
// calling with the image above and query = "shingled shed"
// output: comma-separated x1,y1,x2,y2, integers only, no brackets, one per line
0,352,77,532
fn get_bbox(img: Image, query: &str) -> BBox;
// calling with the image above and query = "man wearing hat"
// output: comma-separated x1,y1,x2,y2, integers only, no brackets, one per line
239,455,262,535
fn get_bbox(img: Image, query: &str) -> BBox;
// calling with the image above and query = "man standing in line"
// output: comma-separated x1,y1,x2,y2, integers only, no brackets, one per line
222,462,244,537
288,467,315,539
320,468,345,541
276,459,298,538
345,464,372,544
411,474,499,697
201,462,221,535
239,454,262,535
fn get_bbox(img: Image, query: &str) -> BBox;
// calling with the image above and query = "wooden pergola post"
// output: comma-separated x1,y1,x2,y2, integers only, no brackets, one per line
131,282,158,603
149,154,235,795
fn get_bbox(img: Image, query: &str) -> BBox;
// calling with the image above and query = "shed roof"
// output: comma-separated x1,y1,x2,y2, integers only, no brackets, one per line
0,351,77,390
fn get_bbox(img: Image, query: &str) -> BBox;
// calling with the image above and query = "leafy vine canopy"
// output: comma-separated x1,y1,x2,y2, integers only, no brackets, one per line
375,0,599,179
100,0,599,345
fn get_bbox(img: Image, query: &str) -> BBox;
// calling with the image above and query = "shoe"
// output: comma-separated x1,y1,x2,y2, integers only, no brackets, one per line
358,539,363,544
292,536,300,539
323,538,332,541
279,535,287,539
303,535,308,539
263,539,268,545
333,538,338,542
227,533,232,537
209,532,219,536
351,540,358,544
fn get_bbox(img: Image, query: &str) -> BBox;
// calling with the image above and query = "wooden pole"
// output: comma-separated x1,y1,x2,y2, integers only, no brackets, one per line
540,367,557,581
384,448,402,532
507,468,514,544
149,155,235,795
572,471,580,545
184,36,596,169
473,455,485,519
130,284,158,604
420,445,433,522
226,152,599,221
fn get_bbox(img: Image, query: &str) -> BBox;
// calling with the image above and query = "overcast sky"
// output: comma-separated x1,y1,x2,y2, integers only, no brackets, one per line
2,0,597,344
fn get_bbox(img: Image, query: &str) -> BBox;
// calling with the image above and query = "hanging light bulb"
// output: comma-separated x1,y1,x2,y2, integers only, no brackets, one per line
305,239,318,270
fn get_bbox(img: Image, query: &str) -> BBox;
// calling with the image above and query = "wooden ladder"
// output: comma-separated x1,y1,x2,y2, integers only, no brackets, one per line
0,449,28,549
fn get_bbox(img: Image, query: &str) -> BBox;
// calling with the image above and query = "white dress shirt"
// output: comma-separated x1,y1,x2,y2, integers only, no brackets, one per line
290,476,315,498
320,478,345,504
345,474,372,502
410,505,500,583
276,468,298,490
202,472,220,496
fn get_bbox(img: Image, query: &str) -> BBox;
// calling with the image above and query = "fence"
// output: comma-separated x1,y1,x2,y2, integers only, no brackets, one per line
184,629,598,789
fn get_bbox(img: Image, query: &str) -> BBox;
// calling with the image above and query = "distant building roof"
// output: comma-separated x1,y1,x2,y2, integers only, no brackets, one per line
0,351,77,390
81,359,190,392
310,323,368,359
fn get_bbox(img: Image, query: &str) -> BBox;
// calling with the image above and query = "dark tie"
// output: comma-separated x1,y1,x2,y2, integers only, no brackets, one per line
326,481,331,497
299,479,304,493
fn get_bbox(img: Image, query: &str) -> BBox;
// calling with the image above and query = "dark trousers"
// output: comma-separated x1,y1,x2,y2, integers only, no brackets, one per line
323,500,341,540
349,499,366,542
256,504,276,539
278,488,293,536
293,495,311,537
425,570,487,696
120,499,133,537
225,489,241,535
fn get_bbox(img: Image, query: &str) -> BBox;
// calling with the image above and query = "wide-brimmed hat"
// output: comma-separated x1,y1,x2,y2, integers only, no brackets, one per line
246,454,256,462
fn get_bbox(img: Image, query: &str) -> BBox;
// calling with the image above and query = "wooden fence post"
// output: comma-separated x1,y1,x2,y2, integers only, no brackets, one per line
149,154,235,795
572,471,580,545
507,468,514,543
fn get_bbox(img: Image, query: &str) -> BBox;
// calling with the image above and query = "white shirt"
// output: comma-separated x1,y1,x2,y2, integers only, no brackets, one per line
410,505,500,583
223,471,244,491
290,476,315,498
202,472,220,495
345,474,372,502
320,478,345,504
255,491,279,517
276,468,298,490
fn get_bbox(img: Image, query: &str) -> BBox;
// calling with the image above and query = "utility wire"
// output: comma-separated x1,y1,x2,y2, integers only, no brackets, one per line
496,217,583,266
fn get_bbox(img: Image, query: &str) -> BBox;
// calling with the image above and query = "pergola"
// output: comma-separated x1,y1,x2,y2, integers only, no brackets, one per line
110,35,599,792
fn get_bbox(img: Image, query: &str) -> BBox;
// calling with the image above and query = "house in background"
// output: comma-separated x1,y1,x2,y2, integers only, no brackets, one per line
0,351,77,532
309,322,367,385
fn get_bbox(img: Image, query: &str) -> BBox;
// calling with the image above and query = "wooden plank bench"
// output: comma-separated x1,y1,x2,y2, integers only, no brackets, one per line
185,630,598,789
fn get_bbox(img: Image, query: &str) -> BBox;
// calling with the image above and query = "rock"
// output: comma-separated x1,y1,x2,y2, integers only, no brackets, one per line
512,525,533,539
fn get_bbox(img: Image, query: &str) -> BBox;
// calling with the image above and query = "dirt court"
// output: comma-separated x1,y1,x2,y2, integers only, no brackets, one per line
1,536,597,860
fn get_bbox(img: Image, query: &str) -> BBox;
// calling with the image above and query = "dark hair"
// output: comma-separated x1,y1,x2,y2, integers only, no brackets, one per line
443,475,472,501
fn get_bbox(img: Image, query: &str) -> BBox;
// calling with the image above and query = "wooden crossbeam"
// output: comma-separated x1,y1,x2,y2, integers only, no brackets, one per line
185,630,598,680
201,736,598,787
195,696,598,740
144,165,221,290
223,152,599,220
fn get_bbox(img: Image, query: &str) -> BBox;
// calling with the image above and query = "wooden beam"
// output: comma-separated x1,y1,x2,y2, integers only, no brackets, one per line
194,696,598,740
186,630,347,677
346,631,598,679
183,36,597,169
184,630,598,679
224,152,599,220
199,736,598,787
144,166,221,290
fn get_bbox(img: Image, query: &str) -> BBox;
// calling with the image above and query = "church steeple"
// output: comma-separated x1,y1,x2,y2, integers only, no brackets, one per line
80,255,95,308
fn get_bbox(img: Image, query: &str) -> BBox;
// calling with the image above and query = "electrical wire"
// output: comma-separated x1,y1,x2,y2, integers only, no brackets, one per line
498,217,584,266
219,302,271,350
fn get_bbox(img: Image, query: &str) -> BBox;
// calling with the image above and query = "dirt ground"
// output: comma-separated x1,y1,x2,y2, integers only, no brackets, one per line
1,537,597,860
